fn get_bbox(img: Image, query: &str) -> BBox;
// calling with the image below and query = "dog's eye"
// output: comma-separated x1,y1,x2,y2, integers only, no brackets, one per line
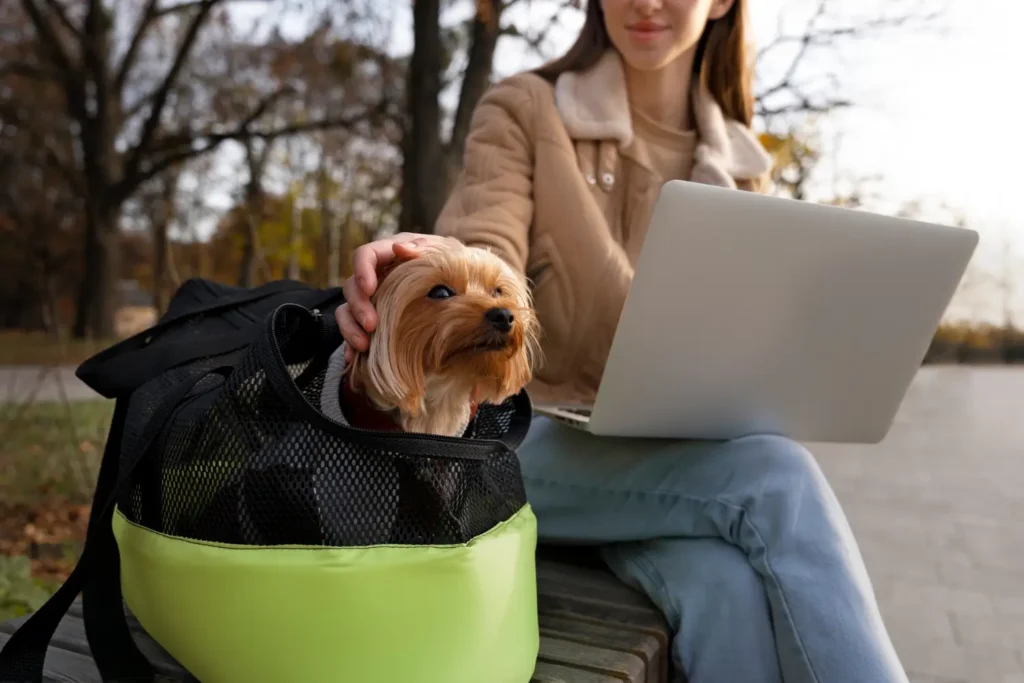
492,287,503,297
427,285,456,300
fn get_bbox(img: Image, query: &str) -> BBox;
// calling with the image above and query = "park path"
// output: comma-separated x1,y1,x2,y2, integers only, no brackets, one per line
0,365,100,404
810,367,1024,683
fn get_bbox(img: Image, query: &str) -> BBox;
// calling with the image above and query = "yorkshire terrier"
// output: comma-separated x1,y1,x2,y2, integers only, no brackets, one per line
320,237,539,437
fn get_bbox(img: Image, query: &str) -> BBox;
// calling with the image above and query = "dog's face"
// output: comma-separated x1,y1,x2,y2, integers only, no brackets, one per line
350,238,539,423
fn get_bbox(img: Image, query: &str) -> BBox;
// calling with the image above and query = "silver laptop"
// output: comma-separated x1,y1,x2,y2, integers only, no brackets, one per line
534,180,978,444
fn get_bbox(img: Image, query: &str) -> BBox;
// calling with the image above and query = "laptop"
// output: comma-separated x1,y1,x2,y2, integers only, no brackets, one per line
533,180,978,444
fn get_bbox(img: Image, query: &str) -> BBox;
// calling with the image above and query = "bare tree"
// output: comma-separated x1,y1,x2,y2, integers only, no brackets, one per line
401,0,507,233
994,233,1021,362
1,0,397,338
754,0,943,198
238,139,274,288
136,166,182,315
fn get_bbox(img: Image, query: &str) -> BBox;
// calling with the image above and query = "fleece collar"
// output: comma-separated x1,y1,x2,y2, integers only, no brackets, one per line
552,50,773,187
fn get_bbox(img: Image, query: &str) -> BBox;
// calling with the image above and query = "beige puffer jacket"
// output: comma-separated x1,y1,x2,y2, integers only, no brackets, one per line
436,50,773,405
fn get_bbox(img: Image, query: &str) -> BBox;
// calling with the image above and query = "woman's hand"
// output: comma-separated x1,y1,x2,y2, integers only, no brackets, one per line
336,233,449,361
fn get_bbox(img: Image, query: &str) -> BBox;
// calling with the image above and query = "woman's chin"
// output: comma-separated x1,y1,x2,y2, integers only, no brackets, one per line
619,48,678,73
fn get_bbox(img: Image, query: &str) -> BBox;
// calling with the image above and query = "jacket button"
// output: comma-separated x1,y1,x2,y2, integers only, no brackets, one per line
602,172,615,188
585,173,597,185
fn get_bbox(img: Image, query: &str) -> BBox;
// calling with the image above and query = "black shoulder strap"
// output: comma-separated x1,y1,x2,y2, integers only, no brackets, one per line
0,366,228,683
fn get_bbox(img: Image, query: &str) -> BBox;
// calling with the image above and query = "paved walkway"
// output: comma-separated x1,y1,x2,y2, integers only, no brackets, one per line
810,367,1024,683
0,365,100,403
0,364,1021,681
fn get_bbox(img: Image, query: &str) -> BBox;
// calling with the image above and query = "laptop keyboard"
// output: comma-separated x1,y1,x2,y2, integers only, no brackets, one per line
536,406,592,419
562,407,593,417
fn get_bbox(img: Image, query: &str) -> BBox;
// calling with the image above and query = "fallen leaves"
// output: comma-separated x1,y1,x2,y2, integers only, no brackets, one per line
0,499,90,584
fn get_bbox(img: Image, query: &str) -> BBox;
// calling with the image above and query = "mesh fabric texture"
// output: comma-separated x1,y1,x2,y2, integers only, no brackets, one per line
117,306,529,548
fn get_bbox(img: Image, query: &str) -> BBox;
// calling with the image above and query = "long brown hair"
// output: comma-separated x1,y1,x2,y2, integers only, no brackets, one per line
534,0,755,127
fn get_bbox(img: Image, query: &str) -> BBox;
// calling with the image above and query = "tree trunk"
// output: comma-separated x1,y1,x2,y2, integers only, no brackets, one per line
446,0,503,175
401,0,447,234
341,209,355,279
154,214,169,314
152,173,178,314
73,199,121,339
400,0,505,233
320,161,341,288
288,195,301,281
239,204,260,288
240,141,270,287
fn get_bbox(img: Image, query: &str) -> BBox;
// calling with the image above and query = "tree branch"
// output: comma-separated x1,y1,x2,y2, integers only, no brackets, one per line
757,9,940,64
122,97,392,201
17,0,90,126
0,61,57,82
81,0,110,163
756,0,827,104
155,0,214,17
18,0,79,86
0,104,82,194
121,0,219,187
114,0,160,95
39,0,81,40
141,85,294,158
447,0,502,171
500,0,577,56
116,0,270,94
756,98,852,118
754,0,939,124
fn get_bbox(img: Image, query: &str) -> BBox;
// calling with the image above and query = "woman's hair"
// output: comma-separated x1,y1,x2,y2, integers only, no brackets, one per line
534,0,755,127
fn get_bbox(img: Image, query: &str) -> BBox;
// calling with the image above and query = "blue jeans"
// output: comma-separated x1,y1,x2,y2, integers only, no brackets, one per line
518,417,908,683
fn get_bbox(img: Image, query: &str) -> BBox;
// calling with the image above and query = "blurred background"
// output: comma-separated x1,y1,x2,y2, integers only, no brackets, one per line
0,1,1021,681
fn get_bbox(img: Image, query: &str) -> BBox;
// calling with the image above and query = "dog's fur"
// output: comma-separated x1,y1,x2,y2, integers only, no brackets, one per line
346,238,539,436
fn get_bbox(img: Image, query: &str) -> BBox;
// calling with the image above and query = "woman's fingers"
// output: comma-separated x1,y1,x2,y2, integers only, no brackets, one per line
393,241,428,261
351,233,437,297
341,233,451,351
340,269,376,342
335,302,370,352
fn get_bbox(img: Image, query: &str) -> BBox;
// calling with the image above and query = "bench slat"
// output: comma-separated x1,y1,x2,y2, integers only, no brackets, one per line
531,660,625,683
538,636,647,681
539,615,664,683
0,630,99,683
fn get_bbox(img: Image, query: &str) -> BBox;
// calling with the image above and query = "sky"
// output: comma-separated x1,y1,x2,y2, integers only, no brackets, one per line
226,0,1024,323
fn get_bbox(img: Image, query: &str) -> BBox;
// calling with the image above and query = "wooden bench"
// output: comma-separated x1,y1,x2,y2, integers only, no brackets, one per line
0,557,673,682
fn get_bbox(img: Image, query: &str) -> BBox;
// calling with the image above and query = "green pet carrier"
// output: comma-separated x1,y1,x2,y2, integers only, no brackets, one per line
0,279,539,683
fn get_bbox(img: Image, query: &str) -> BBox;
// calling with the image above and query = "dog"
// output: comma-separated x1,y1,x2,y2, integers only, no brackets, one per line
320,237,539,437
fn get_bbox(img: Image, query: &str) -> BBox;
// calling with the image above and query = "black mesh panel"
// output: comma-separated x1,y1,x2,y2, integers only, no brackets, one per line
118,326,529,548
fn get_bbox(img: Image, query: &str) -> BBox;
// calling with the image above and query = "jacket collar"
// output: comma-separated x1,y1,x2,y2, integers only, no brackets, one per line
553,50,772,187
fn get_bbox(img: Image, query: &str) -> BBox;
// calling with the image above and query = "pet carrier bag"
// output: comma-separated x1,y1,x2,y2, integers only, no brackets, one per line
0,278,539,683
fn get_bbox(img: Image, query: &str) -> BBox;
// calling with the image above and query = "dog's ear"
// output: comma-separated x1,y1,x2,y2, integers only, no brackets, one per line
347,347,424,418
357,280,427,418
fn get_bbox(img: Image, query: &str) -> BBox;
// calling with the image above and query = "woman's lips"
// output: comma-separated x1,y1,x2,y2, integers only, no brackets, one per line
627,22,668,42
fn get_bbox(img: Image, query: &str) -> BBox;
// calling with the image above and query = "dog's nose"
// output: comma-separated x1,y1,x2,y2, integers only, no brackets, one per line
484,307,515,333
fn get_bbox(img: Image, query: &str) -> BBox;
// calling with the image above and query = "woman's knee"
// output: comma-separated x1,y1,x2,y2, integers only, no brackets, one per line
729,434,828,490
602,538,782,682
602,537,769,624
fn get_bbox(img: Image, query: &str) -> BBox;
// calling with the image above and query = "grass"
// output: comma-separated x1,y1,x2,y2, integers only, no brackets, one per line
1,399,112,609
0,331,118,367
0,399,112,503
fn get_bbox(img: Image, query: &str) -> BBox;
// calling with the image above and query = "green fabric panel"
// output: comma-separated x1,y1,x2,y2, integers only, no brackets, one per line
113,505,539,683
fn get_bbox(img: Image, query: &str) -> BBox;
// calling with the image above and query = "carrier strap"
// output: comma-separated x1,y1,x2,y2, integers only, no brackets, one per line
0,366,230,683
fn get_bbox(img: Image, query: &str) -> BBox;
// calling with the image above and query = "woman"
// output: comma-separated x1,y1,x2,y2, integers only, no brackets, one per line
336,1,907,681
